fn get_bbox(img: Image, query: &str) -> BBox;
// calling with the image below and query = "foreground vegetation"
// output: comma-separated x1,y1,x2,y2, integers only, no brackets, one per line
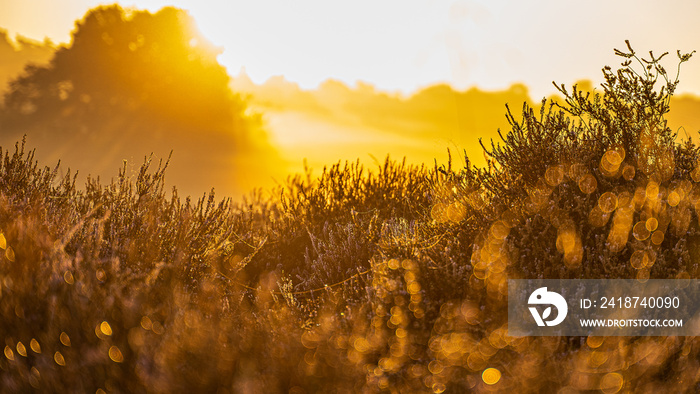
1,43,700,392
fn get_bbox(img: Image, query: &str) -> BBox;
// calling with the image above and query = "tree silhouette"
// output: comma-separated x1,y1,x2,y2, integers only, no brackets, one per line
0,5,273,197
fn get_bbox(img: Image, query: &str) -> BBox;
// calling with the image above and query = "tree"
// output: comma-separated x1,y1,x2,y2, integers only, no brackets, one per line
0,5,276,197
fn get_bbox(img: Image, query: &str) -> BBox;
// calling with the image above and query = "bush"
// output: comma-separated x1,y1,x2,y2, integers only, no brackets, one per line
1,42,699,392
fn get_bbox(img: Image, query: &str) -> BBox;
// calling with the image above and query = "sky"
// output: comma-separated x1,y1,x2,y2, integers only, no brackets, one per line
2,0,700,100
2,0,700,198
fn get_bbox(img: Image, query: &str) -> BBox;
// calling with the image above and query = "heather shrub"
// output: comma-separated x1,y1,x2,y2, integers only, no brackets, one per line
472,42,699,281
242,158,432,296
415,42,700,391
1,42,700,392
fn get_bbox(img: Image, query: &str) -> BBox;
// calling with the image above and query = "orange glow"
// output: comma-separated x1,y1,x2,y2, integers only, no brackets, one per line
3,3,700,392
0,5,283,198
482,367,501,385
233,74,533,174
2,3,700,199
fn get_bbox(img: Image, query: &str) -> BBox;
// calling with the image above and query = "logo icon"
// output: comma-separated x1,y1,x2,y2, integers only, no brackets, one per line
528,287,568,326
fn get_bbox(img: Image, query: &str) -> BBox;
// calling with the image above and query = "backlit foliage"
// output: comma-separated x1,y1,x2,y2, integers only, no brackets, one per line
0,43,699,392
0,5,276,197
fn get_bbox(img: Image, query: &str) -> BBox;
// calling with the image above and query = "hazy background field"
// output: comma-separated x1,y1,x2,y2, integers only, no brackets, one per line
2,1,700,199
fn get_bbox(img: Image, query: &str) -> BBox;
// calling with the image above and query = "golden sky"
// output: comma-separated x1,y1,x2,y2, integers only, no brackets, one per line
2,1,700,198
3,1,700,99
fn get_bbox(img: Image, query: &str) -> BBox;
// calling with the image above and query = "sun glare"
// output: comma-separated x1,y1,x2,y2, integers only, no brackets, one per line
3,1,700,98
